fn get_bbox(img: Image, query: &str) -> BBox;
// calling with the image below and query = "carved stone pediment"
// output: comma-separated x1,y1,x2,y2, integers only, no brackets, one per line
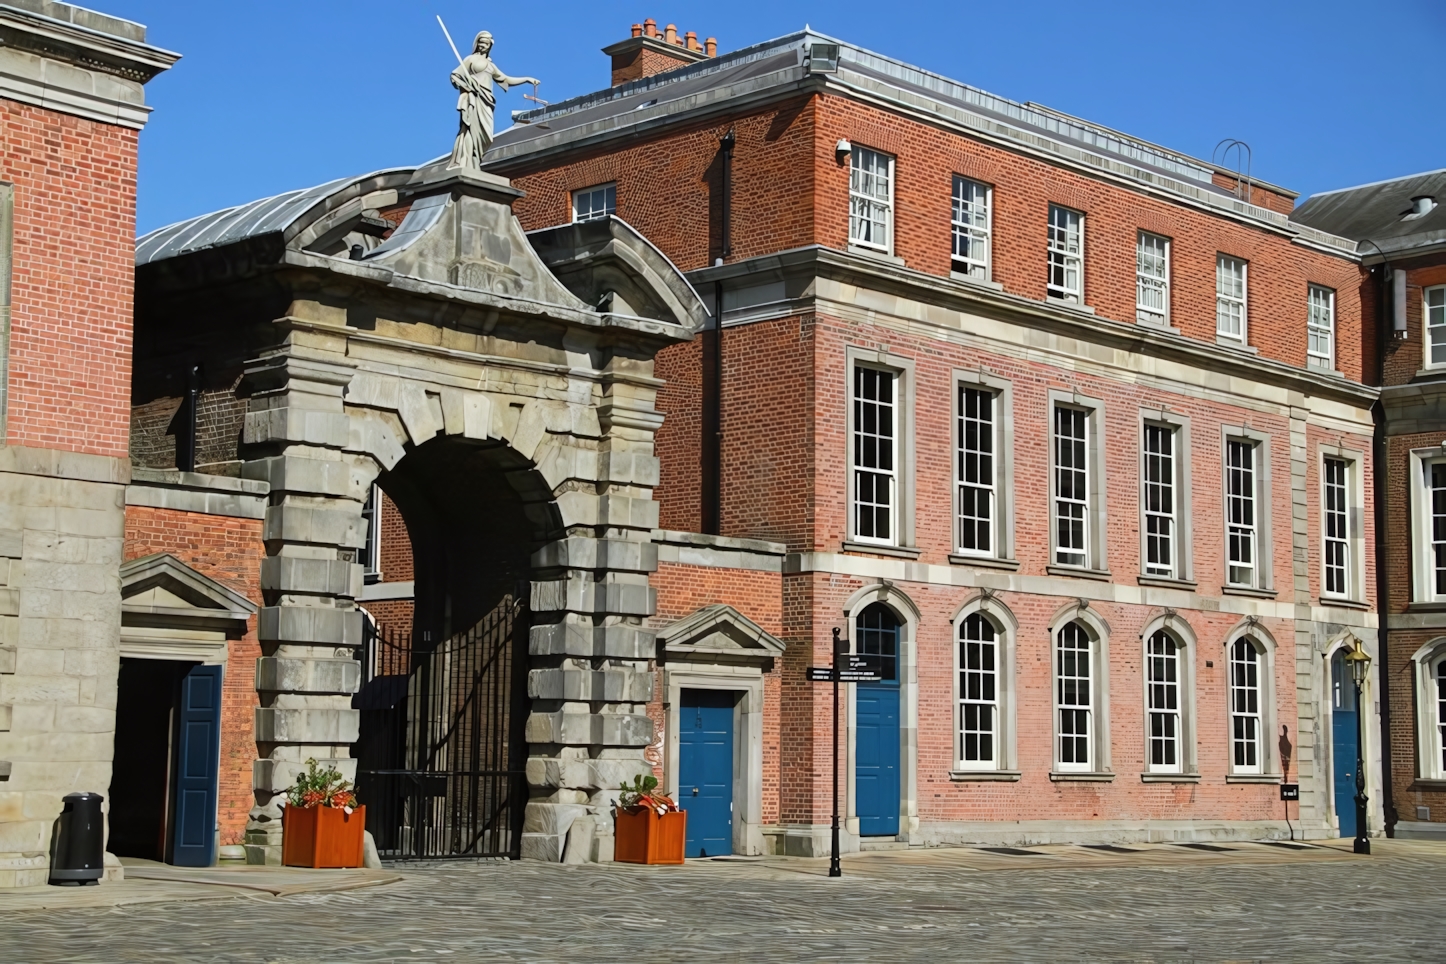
656,604,785,668
120,553,257,661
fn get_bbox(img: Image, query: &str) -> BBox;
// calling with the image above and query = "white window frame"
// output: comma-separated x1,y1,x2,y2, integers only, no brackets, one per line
1307,284,1336,371
1216,254,1248,343
1410,449,1446,603
849,146,894,253
1047,204,1084,303
846,348,915,552
1228,636,1265,775
1223,430,1273,592
1145,630,1184,774
957,612,1000,770
1050,614,1109,777
1322,455,1351,600
571,183,616,223
1048,392,1107,574
956,385,996,557
1426,285,1446,369
1136,232,1170,326
362,483,382,582
951,176,991,280
1411,640,1446,781
1143,422,1177,579
1138,410,1193,585
1054,621,1094,772
851,365,896,546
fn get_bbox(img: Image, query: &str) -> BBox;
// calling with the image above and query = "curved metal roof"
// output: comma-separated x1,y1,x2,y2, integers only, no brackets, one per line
135,167,416,266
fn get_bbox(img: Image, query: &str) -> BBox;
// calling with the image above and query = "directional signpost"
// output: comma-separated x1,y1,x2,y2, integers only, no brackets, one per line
807,628,882,878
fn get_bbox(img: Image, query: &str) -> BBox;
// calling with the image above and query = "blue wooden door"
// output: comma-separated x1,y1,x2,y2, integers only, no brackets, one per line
171,664,222,867
855,681,900,836
1331,651,1358,839
679,689,735,858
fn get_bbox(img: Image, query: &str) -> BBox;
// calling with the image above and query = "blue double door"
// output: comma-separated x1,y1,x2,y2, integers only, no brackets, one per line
855,681,901,836
678,689,736,858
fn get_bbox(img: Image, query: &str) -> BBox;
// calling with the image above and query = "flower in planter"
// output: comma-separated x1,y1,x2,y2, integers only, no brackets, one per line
617,774,679,815
285,758,358,812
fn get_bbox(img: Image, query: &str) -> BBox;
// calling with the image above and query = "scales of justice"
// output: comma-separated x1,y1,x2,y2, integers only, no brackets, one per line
438,18,543,172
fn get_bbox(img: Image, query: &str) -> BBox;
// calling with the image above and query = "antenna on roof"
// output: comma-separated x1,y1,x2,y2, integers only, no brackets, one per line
1212,139,1253,205
436,14,463,65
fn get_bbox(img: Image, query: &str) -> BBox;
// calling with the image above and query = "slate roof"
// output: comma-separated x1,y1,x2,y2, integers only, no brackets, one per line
1291,169,1446,257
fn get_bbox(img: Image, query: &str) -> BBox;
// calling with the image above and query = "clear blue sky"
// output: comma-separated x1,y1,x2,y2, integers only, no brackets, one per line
109,0,1445,234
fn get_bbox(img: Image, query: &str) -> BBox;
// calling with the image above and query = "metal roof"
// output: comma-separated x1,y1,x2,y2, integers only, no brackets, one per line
135,168,414,266
1291,169,1446,255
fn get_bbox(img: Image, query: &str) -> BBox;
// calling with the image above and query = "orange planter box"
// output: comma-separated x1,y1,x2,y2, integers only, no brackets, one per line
614,807,686,865
282,804,367,868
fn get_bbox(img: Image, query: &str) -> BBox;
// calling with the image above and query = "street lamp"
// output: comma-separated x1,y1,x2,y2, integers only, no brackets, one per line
1343,638,1372,855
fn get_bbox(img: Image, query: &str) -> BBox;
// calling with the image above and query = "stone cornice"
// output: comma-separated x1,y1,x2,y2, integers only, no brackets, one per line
688,246,1380,410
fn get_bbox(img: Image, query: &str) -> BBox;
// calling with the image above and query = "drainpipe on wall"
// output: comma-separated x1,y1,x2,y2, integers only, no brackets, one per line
1367,245,1396,835
179,363,201,473
703,129,734,536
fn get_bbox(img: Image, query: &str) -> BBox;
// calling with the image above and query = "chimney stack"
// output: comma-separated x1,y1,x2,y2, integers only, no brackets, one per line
603,18,716,87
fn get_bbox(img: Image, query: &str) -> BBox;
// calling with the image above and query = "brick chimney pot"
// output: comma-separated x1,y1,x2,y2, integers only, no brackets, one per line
643,18,657,37
631,23,642,38
705,37,716,56
664,23,677,44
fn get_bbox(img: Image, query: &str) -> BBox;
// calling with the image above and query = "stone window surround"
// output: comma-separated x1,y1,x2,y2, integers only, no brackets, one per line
1138,612,1199,780
1137,407,1195,586
1047,388,1109,578
842,582,920,842
844,347,918,555
1048,604,1113,780
1408,447,1446,603
949,592,1019,779
1410,637,1446,782
1222,620,1282,780
1220,425,1275,595
1318,443,1367,606
952,368,1016,566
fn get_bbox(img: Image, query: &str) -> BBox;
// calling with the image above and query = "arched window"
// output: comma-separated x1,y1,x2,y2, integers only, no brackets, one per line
958,614,998,768
1146,631,1181,773
855,603,899,682
1229,638,1263,774
1055,622,1093,771
1435,659,1446,776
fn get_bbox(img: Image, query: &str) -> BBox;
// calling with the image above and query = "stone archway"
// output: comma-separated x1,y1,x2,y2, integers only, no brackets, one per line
135,163,708,864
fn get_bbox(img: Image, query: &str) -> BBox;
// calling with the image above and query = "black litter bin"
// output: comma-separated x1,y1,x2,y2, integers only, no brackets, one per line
49,791,104,885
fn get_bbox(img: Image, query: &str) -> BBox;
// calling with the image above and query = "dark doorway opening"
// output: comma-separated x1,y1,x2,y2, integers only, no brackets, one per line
108,658,195,863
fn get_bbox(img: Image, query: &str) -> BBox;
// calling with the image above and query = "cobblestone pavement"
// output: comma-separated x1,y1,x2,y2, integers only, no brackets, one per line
4,839,1445,962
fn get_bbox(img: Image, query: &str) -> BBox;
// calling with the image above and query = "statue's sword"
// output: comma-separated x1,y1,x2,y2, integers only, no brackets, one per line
436,15,463,64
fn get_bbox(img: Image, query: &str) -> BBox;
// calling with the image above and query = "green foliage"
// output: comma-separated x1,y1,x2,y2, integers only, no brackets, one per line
285,758,357,810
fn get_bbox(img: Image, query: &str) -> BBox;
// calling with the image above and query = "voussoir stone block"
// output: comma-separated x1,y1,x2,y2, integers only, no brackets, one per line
254,656,360,695
397,383,443,445
258,606,363,647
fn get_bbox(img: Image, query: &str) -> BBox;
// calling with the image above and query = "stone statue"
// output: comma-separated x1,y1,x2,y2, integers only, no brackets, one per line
448,31,539,171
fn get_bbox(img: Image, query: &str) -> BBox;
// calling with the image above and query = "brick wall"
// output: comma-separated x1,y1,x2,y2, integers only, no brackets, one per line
123,505,265,842
1380,260,1446,386
2,101,139,457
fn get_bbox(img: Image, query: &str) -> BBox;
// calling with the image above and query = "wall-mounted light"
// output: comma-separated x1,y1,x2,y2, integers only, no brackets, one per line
835,138,851,162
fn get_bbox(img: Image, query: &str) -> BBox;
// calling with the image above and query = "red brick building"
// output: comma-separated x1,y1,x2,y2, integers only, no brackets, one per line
1294,170,1446,840
477,24,1381,850
0,0,176,885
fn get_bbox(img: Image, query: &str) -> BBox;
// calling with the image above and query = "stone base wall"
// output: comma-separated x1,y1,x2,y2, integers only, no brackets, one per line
0,446,127,888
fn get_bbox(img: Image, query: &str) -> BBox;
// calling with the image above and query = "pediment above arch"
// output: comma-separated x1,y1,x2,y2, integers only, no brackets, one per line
657,604,785,668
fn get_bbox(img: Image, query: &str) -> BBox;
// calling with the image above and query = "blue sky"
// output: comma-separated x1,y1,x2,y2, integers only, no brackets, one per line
111,0,1445,234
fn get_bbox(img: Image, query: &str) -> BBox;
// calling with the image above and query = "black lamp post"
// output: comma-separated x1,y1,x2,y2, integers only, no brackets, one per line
1344,638,1372,855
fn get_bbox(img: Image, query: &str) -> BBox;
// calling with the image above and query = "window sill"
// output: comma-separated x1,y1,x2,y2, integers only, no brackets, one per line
1319,597,1370,611
949,269,1004,291
1410,779,1446,790
1215,335,1258,353
1046,565,1113,582
1222,585,1277,599
1406,601,1446,613
1141,772,1201,783
1306,365,1346,379
1046,294,1095,314
841,541,921,560
1226,773,1283,784
949,554,1021,571
1049,771,1115,782
1136,317,1182,336
950,769,1021,782
1137,575,1198,590
847,244,904,266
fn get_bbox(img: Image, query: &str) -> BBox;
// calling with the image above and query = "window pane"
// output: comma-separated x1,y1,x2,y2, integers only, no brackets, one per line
1047,205,1083,302
1056,622,1092,769
853,368,896,543
1307,285,1335,370
958,614,998,766
572,184,616,223
1217,256,1247,340
1147,631,1181,771
856,603,900,682
951,177,991,279
1226,440,1257,586
1143,424,1175,577
1137,233,1169,324
1054,407,1088,567
1324,457,1349,597
1432,462,1446,597
1230,638,1262,772
957,387,995,554
1428,288,1446,367
850,148,893,250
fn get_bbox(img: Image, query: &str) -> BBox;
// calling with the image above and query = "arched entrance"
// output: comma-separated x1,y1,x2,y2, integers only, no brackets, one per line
855,602,901,837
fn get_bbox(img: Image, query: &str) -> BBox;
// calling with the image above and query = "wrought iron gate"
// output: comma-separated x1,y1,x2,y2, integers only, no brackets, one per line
352,595,528,859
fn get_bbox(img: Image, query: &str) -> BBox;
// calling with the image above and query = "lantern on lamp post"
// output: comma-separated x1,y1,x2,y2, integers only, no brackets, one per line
1343,638,1372,855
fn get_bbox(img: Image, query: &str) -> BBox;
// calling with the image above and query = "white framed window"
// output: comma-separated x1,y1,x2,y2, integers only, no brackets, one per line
1047,204,1084,302
1412,643,1446,781
1229,637,1264,774
1429,459,1446,600
362,484,382,582
849,146,894,252
1053,406,1089,567
1426,286,1446,369
1136,232,1170,325
1307,284,1335,370
957,613,998,769
1146,630,1182,774
957,386,996,556
1437,657,1446,777
1216,255,1248,342
1143,423,1177,578
951,176,991,279
1055,621,1094,771
852,365,896,544
1322,456,1350,598
571,183,616,223
1225,438,1259,587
